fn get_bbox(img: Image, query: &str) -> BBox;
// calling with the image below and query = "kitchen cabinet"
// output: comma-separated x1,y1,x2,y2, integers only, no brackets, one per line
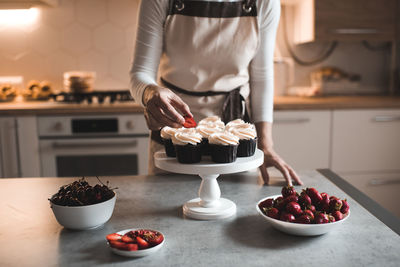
0,117,19,178
285,0,397,44
331,109,400,172
272,110,331,170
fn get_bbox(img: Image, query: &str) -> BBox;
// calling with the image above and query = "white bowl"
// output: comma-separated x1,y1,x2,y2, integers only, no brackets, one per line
108,228,165,257
50,193,116,230
256,195,350,236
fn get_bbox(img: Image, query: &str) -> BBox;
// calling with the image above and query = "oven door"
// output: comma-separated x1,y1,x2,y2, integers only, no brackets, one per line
39,136,148,177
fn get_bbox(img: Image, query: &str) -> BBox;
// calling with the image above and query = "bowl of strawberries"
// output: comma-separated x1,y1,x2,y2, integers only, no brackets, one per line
256,186,350,236
106,229,165,257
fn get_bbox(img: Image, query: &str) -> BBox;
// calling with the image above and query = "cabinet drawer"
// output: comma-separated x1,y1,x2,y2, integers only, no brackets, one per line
332,109,400,172
272,111,331,170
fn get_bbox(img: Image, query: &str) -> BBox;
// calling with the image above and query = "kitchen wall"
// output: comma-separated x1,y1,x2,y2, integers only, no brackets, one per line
0,0,140,91
0,0,393,94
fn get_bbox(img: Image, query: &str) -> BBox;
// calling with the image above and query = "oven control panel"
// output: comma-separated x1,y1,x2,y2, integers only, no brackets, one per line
37,114,148,137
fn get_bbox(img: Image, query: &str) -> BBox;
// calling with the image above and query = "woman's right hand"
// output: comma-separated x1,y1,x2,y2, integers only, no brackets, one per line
143,84,192,130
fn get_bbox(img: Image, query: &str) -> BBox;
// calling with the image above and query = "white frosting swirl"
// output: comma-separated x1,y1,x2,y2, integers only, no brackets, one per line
208,132,239,146
198,116,225,129
225,119,246,131
171,131,202,146
196,125,223,138
160,126,178,139
229,127,257,140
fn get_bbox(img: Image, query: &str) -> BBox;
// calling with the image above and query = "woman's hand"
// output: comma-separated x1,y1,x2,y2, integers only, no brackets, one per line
143,84,192,130
255,121,303,186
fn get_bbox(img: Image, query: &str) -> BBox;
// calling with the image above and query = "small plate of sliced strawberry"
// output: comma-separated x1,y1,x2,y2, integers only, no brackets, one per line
106,228,165,257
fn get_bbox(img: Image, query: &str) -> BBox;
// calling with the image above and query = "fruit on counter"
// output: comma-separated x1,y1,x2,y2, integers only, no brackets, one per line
106,229,164,251
183,115,197,128
258,186,350,224
49,177,116,206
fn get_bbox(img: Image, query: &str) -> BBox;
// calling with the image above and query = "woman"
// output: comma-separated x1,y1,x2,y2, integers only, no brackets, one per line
130,0,302,186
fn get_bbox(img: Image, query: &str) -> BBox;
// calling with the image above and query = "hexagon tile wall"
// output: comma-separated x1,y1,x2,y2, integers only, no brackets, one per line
0,0,140,91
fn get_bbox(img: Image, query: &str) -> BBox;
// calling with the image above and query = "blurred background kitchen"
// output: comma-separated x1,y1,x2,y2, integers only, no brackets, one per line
0,0,399,217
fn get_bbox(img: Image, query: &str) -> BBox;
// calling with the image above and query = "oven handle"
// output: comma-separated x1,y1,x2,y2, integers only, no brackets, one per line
51,140,138,149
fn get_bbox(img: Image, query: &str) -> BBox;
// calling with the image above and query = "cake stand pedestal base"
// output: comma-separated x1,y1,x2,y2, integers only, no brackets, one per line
183,198,236,220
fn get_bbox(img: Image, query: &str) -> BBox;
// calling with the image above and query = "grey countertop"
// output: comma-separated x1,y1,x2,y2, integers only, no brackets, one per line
0,170,399,267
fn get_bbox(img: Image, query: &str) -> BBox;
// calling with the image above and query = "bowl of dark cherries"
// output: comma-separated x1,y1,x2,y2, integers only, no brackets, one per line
49,177,116,230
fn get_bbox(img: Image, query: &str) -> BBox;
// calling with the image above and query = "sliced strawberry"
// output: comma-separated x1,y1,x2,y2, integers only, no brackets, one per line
109,240,129,251
126,243,139,251
143,231,164,246
106,233,122,242
136,236,150,249
121,234,135,243
183,115,196,128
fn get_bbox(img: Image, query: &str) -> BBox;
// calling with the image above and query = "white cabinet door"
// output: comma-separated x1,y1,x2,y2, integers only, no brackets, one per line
332,109,400,172
272,110,331,170
0,117,20,177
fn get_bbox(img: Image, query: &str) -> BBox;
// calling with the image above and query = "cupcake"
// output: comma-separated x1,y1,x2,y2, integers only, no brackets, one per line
171,130,203,164
225,119,246,132
160,126,179,157
208,132,240,163
196,125,223,155
228,125,257,157
198,116,225,129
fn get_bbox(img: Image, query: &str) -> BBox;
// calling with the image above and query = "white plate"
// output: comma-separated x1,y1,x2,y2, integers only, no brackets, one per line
107,228,165,257
256,195,350,236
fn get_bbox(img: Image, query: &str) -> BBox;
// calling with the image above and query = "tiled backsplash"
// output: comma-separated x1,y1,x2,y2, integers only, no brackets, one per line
0,0,140,91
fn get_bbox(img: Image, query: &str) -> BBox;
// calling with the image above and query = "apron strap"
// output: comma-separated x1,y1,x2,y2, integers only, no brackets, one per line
161,78,251,124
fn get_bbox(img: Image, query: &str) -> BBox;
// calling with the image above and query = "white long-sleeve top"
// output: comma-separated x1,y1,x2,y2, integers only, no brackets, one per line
130,0,280,123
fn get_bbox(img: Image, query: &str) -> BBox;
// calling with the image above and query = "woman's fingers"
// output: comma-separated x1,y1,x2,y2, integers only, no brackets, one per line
171,96,193,118
259,164,270,184
287,165,303,185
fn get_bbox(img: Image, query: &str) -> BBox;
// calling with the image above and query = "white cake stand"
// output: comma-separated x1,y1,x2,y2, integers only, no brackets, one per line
154,149,264,220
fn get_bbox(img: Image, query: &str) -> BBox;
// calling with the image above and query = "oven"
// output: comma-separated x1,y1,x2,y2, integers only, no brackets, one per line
38,114,149,177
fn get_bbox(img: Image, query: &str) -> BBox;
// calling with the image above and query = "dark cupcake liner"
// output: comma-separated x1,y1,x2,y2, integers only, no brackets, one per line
209,144,238,163
237,138,257,157
201,138,211,156
162,138,176,157
175,144,202,164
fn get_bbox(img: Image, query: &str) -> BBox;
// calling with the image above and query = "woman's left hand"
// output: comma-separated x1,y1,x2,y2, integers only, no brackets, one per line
255,121,303,186
258,146,302,186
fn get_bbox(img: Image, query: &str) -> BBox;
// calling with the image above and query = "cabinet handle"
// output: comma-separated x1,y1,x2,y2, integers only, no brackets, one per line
274,118,310,124
332,28,379,34
369,178,400,186
52,140,138,149
372,116,400,122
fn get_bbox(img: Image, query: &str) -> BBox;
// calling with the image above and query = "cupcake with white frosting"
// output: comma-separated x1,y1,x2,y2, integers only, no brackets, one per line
208,132,240,163
196,125,224,155
171,130,203,163
228,125,257,157
160,126,179,157
198,116,225,129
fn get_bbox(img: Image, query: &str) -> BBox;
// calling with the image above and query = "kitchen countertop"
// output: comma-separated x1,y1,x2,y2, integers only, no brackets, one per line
0,170,399,267
0,95,400,115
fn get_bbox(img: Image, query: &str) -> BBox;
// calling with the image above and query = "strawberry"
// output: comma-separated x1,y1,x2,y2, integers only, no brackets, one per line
318,194,330,213
332,210,344,221
280,211,295,222
329,198,343,212
126,243,139,251
303,209,315,221
109,240,129,251
284,194,299,204
306,187,323,205
106,233,121,242
183,115,196,128
266,207,280,220
136,236,150,249
259,198,274,210
144,231,164,246
281,186,296,198
274,196,286,211
340,199,350,214
315,212,329,224
295,214,312,224
121,234,135,243
298,191,312,207
286,201,302,217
